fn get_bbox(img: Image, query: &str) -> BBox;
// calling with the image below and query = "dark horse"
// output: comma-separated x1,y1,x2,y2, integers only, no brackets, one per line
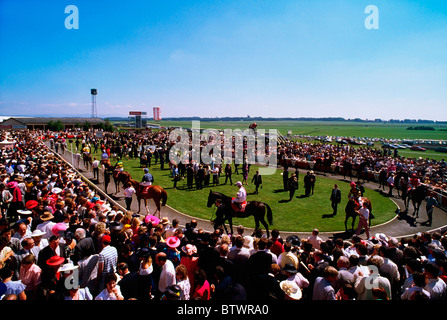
101,159,130,194
82,153,92,171
127,178,168,218
207,190,273,237
345,197,372,232
408,185,428,218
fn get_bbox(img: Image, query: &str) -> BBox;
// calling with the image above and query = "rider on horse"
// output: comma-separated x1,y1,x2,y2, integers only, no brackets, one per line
231,181,247,211
408,173,420,195
140,168,154,193
348,181,363,209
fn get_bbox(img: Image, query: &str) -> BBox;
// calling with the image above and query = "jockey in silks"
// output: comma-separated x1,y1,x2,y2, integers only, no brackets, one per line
408,173,421,195
348,181,363,209
232,181,247,211
82,145,91,156
113,157,124,178
140,167,154,192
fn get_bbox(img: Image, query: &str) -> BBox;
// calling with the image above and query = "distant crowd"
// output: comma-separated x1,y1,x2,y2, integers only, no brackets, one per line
0,129,446,301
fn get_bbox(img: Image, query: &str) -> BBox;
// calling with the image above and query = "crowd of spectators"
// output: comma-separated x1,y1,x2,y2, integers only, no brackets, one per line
0,129,446,301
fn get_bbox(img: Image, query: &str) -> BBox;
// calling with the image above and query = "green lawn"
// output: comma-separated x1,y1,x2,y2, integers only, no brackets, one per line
73,139,397,233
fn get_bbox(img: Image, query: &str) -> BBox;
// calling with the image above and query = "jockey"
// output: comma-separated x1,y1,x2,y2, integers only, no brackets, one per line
114,157,124,172
408,173,420,194
140,168,154,191
82,145,90,155
232,181,247,210
348,181,363,208
101,149,109,161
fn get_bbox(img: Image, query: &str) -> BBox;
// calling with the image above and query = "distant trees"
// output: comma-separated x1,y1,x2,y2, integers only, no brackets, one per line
47,120,64,131
406,126,435,131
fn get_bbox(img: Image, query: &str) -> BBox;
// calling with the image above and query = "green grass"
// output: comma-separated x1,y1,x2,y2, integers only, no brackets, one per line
155,120,447,141
74,139,397,233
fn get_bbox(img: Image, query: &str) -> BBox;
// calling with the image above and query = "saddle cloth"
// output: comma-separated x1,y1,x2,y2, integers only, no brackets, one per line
231,198,247,212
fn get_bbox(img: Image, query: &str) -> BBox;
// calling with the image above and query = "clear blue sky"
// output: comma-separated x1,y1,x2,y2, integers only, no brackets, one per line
0,0,446,120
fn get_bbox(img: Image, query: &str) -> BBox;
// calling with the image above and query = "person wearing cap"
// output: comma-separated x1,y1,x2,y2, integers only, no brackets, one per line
35,211,56,240
287,172,298,201
231,181,247,211
140,167,154,192
97,234,118,291
348,181,363,208
29,229,48,260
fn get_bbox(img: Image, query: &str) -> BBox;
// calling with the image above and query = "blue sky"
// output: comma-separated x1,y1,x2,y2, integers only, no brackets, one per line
0,0,446,120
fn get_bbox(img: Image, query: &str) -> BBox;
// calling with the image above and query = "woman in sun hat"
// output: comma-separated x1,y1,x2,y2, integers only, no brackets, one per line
165,236,181,268
180,244,199,288
42,255,65,298
280,280,302,300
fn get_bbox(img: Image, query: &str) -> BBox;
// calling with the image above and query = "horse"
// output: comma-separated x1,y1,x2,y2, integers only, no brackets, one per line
207,190,273,237
345,197,372,232
408,185,428,218
127,178,167,218
101,159,130,194
82,153,92,171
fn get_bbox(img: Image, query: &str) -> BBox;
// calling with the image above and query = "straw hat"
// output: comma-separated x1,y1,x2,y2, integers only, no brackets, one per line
280,280,302,300
160,217,171,225
40,211,54,221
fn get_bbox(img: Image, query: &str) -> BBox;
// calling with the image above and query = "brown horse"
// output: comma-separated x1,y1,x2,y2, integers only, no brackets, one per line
127,178,168,217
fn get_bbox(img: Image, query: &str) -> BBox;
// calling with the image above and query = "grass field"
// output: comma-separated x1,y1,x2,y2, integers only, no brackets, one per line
70,119,446,232
72,141,397,233
154,120,447,141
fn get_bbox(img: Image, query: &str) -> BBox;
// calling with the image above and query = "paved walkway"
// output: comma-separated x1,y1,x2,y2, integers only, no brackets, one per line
50,143,447,241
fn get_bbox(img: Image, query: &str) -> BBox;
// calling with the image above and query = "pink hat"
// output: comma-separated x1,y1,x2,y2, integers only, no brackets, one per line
144,214,160,226
166,236,180,248
51,222,67,236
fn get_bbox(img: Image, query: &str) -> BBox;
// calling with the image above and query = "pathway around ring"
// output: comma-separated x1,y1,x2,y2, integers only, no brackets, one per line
50,142,447,241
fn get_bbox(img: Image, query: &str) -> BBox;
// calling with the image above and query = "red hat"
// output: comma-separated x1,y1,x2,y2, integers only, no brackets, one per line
166,236,180,248
102,234,111,243
26,200,39,210
46,255,65,266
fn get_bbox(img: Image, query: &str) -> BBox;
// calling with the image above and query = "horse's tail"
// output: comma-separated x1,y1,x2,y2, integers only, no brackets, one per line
265,203,273,225
161,188,168,206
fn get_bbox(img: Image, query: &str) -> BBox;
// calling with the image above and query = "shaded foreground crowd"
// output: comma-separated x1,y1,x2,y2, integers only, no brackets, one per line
0,130,447,301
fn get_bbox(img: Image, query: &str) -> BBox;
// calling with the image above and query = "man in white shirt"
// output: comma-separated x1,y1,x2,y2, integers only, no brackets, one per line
92,157,100,181
155,252,176,298
355,202,370,239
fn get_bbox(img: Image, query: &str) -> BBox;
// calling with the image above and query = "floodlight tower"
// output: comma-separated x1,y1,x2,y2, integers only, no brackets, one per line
91,89,97,118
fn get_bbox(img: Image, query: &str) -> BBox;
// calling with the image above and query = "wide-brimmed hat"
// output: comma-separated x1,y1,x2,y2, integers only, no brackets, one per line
110,221,124,231
166,236,180,248
6,181,17,189
181,244,197,256
144,214,160,226
25,200,39,210
40,211,54,221
51,187,62,195
30,229,46,237
52,223,67,236
17,209,32,216
137,247,151,258
280,280,302,300
46,255,65,266
282,263,298,275
59,262,79,273
160,217,171,225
